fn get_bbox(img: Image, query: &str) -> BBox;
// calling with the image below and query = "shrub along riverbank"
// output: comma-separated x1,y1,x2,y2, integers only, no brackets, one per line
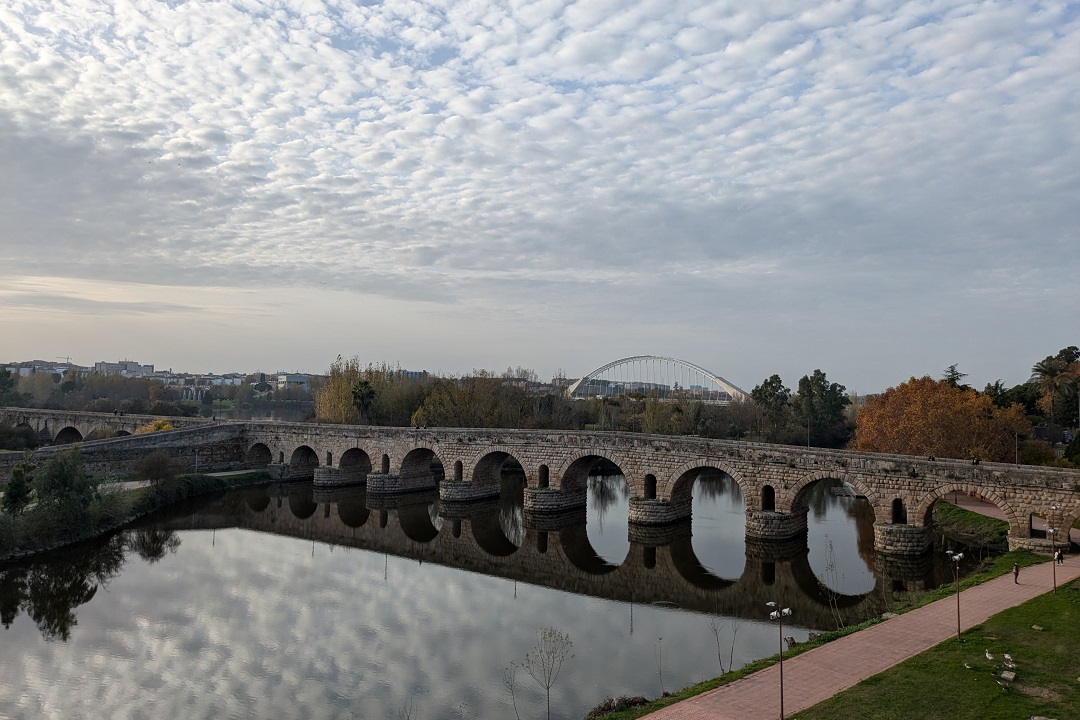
0,448,269,564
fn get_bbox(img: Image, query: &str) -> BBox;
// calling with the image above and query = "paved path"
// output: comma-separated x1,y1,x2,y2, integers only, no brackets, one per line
645,545,1080,719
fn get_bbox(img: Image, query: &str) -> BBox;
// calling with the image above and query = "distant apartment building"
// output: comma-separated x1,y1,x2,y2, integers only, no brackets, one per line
276,373,312,391
94,359,155,377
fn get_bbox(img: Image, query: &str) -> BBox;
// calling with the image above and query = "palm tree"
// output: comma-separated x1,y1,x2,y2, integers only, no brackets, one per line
351,379,375,425
1032,357,1068,426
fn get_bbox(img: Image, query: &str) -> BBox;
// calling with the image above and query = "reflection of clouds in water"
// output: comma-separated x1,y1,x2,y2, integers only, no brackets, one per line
1,476,890,720
4,528,794,720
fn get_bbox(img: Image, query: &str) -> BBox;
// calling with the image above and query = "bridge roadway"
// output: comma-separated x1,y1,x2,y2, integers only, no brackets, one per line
2,407,1079,555
148,482,892,631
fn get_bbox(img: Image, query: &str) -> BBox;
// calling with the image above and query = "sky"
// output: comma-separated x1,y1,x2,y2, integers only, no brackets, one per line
1,0,1078,395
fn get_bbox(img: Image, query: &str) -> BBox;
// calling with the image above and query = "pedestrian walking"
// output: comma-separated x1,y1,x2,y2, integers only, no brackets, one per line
1013,562,1020,583
1056,549,1064,565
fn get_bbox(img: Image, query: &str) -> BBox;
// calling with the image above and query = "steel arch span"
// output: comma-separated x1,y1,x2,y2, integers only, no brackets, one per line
566,355,749,404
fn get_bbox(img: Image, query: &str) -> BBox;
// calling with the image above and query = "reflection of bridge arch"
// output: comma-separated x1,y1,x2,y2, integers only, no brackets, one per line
167,488,888,627
669,531,737,590
558,521,619,575
288,488,318,519
567,355,749,404
338,492,370,527
468,507,520,557
397,498,440,542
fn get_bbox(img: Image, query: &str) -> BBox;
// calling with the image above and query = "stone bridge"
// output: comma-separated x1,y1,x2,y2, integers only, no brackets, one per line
1,407,213,444
3,408,1079,555
150,483,897,631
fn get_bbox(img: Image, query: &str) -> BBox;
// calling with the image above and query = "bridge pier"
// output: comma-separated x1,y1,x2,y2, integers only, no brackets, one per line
873,522,931,556
523,486,586,516
745,508,809,541
874,551,934,592
440,477,500,503
627,519,693,546
367,472,440,495
266,462,291,481
627,496,692,526
314,466,369,487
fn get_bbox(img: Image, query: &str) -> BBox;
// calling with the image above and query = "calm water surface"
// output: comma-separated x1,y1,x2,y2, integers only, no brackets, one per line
0,472,950,719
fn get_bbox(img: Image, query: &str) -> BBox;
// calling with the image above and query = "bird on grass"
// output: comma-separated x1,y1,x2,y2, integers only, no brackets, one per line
1003,653,1013,662
963,662,972,669
985,649,994,661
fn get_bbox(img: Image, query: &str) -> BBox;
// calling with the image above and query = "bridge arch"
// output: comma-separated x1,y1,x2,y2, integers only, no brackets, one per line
246,443,272,468
789,471,882,522
399,447,445,491
467,448,526,484
664,459,749,505
566,355,749,404
289,446,319,479
914,485,1024,536
553,449,631,493
339,447,372,483
53,426,83,445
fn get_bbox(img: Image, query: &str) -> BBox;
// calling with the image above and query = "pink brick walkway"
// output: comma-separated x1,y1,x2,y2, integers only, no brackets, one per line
644,553,1080,719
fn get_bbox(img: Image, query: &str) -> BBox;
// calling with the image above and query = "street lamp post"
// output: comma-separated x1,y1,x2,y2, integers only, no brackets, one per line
767,601,792,720
1051,502,1062,593
946,550,963,641
1049,527,1058,593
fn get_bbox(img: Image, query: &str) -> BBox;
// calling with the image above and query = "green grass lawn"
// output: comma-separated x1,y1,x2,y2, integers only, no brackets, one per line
792,579,1080,720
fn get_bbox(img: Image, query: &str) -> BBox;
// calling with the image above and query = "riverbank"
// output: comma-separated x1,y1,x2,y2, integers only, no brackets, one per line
0,469,271,565
792,575,1080,719
586,498,1048,719
586,548,1050,719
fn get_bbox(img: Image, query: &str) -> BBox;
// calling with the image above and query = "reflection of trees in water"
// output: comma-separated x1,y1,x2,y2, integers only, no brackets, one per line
693,470,740,502
589,474,629,529
499,472,526,547
0,533,128,641
127,528,182,564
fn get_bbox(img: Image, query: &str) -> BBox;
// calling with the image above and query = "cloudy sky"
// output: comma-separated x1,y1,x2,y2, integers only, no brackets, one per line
1,0,1077,393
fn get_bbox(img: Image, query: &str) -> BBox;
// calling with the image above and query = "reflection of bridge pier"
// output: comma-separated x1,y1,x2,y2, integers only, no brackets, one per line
153,484,892,630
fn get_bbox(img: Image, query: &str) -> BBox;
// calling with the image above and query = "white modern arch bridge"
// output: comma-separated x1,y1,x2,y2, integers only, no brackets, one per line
566,355,749,404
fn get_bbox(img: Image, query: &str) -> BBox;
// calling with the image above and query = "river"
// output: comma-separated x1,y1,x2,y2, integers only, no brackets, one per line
0,471,957,719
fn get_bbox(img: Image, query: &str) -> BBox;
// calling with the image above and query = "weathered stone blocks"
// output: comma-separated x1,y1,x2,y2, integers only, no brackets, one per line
745,508,809,540
873,522,931,556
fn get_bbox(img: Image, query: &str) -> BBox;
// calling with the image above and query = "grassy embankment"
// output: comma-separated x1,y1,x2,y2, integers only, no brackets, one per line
792,578,1080,720
586,502,1047,719
0,470,269,563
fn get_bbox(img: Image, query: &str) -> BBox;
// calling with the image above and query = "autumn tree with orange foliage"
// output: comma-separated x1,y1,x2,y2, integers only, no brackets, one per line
850,376,1030,462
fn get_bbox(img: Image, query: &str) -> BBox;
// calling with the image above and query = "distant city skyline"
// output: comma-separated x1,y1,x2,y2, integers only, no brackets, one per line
3,1,1077,395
